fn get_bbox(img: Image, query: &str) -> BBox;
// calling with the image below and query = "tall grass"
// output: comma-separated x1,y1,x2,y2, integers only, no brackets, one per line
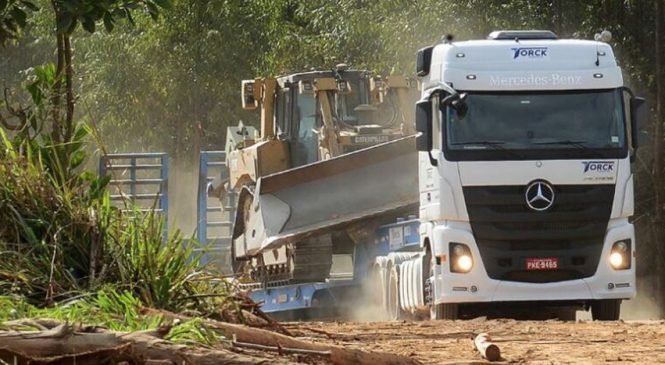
0,289,221,345
0,64,235,317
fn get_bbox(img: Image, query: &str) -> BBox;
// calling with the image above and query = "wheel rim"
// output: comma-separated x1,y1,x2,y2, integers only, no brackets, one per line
427,255,437,319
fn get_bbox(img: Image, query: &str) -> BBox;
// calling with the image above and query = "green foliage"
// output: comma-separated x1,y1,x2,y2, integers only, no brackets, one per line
53,0,171,35
0,0,38,45
0,70,227,312
0,289,223,346
165,317,222,346
105,208,205,309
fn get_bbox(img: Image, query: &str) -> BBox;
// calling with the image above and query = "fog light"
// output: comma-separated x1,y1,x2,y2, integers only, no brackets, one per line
450,243,473,273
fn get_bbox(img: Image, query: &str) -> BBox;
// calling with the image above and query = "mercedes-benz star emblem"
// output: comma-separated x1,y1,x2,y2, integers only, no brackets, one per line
525,181,555,211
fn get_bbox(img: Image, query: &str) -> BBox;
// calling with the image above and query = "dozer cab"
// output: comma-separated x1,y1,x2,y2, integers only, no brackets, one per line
214,66,420,284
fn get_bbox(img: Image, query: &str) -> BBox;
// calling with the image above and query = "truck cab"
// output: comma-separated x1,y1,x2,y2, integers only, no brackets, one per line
414,30,647,320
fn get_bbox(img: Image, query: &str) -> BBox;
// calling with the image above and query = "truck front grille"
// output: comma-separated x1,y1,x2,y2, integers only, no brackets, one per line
462,184,615,283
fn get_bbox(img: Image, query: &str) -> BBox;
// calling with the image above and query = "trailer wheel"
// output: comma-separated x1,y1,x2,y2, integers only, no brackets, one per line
387,266,404,320
369,264,388,317
591,299,621,320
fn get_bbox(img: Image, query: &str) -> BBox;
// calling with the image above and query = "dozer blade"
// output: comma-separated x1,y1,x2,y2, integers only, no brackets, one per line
232,136,418,259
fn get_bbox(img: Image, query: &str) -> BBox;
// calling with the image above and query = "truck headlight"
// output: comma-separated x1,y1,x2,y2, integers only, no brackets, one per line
450,243,473,273
609,240,631,270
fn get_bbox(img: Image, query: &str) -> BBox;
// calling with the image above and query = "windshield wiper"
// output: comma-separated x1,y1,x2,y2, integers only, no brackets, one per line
451,140,507,148
451,140,525,158
532,140,589,148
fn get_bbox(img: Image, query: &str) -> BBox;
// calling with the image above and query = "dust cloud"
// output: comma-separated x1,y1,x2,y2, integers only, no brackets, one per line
574,275,663,320
341,285,391,322
621,275,662,320
168,157,200,238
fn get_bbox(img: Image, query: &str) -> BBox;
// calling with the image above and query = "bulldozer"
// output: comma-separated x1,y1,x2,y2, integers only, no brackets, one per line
213,65,420,285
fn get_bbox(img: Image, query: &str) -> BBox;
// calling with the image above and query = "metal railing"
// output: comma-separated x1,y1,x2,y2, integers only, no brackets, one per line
197,151,235,273
99,153,169,238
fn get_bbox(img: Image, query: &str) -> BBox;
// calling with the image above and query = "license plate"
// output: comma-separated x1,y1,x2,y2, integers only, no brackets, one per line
526,257,559,270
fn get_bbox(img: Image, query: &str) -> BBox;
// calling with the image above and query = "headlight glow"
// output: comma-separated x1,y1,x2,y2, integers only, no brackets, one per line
456,255,473,272
609,240,631,270
609,252,624,268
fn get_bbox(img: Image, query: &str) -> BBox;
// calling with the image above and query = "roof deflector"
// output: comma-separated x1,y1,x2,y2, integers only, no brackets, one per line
488,30,558,40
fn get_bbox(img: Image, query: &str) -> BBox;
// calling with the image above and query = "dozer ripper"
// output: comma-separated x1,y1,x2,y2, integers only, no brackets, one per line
214,66,420,285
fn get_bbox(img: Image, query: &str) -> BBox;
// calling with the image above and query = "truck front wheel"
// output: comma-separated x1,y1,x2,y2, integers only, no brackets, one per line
430,302,459,320
591,299,621,320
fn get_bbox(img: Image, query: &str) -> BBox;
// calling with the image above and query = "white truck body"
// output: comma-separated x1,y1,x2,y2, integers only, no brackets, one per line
399,31,645,319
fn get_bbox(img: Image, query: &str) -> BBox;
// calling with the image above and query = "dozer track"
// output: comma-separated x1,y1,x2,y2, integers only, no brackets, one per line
289,235,334,283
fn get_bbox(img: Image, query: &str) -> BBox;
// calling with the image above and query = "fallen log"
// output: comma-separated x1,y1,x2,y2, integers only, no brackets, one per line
473,333,501,362
204,320,420,365
140,308,422,365
0,318,420,365
0,323,298,365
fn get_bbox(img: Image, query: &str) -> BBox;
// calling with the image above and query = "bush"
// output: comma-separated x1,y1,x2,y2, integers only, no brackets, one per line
0,65,234,315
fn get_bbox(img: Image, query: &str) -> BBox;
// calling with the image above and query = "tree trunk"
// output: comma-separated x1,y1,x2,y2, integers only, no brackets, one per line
51,30,65,144
655,0,665,300
63,33,75,144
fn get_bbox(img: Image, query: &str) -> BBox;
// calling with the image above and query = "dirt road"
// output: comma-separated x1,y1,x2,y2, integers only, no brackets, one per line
285,319,665,364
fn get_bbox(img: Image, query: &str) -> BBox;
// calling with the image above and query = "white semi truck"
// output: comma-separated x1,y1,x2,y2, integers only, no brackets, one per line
393,30,647,320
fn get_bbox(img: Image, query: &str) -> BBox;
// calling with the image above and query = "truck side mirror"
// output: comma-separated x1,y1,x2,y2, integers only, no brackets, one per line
416,99,438,166
630,96,647,149
416,46,434,77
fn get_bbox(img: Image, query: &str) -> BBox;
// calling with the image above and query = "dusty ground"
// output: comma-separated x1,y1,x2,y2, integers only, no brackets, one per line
284,318,665,364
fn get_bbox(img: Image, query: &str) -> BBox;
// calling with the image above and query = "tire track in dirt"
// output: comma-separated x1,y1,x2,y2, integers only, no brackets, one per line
287,319,665,364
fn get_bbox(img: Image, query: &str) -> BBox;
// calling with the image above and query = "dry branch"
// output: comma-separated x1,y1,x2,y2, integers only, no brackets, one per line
0,319,421,365
473,333,501,362
0,323,294,365
232,339,332,356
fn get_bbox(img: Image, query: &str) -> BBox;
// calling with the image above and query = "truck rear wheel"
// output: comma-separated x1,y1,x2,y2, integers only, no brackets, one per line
591,299,621,320
387,266,404,320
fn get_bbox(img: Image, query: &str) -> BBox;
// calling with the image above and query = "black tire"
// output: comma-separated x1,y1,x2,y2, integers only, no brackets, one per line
591,299,621,320
431,302,459,320
557,308,577,321
387,266,404,320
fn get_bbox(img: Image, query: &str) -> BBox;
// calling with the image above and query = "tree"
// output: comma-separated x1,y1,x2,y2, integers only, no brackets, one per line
1,0,171,184
0,0,37,45
655,0,664,298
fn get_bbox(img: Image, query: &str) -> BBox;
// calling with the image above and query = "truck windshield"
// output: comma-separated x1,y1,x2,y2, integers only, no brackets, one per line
444,88,627,160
